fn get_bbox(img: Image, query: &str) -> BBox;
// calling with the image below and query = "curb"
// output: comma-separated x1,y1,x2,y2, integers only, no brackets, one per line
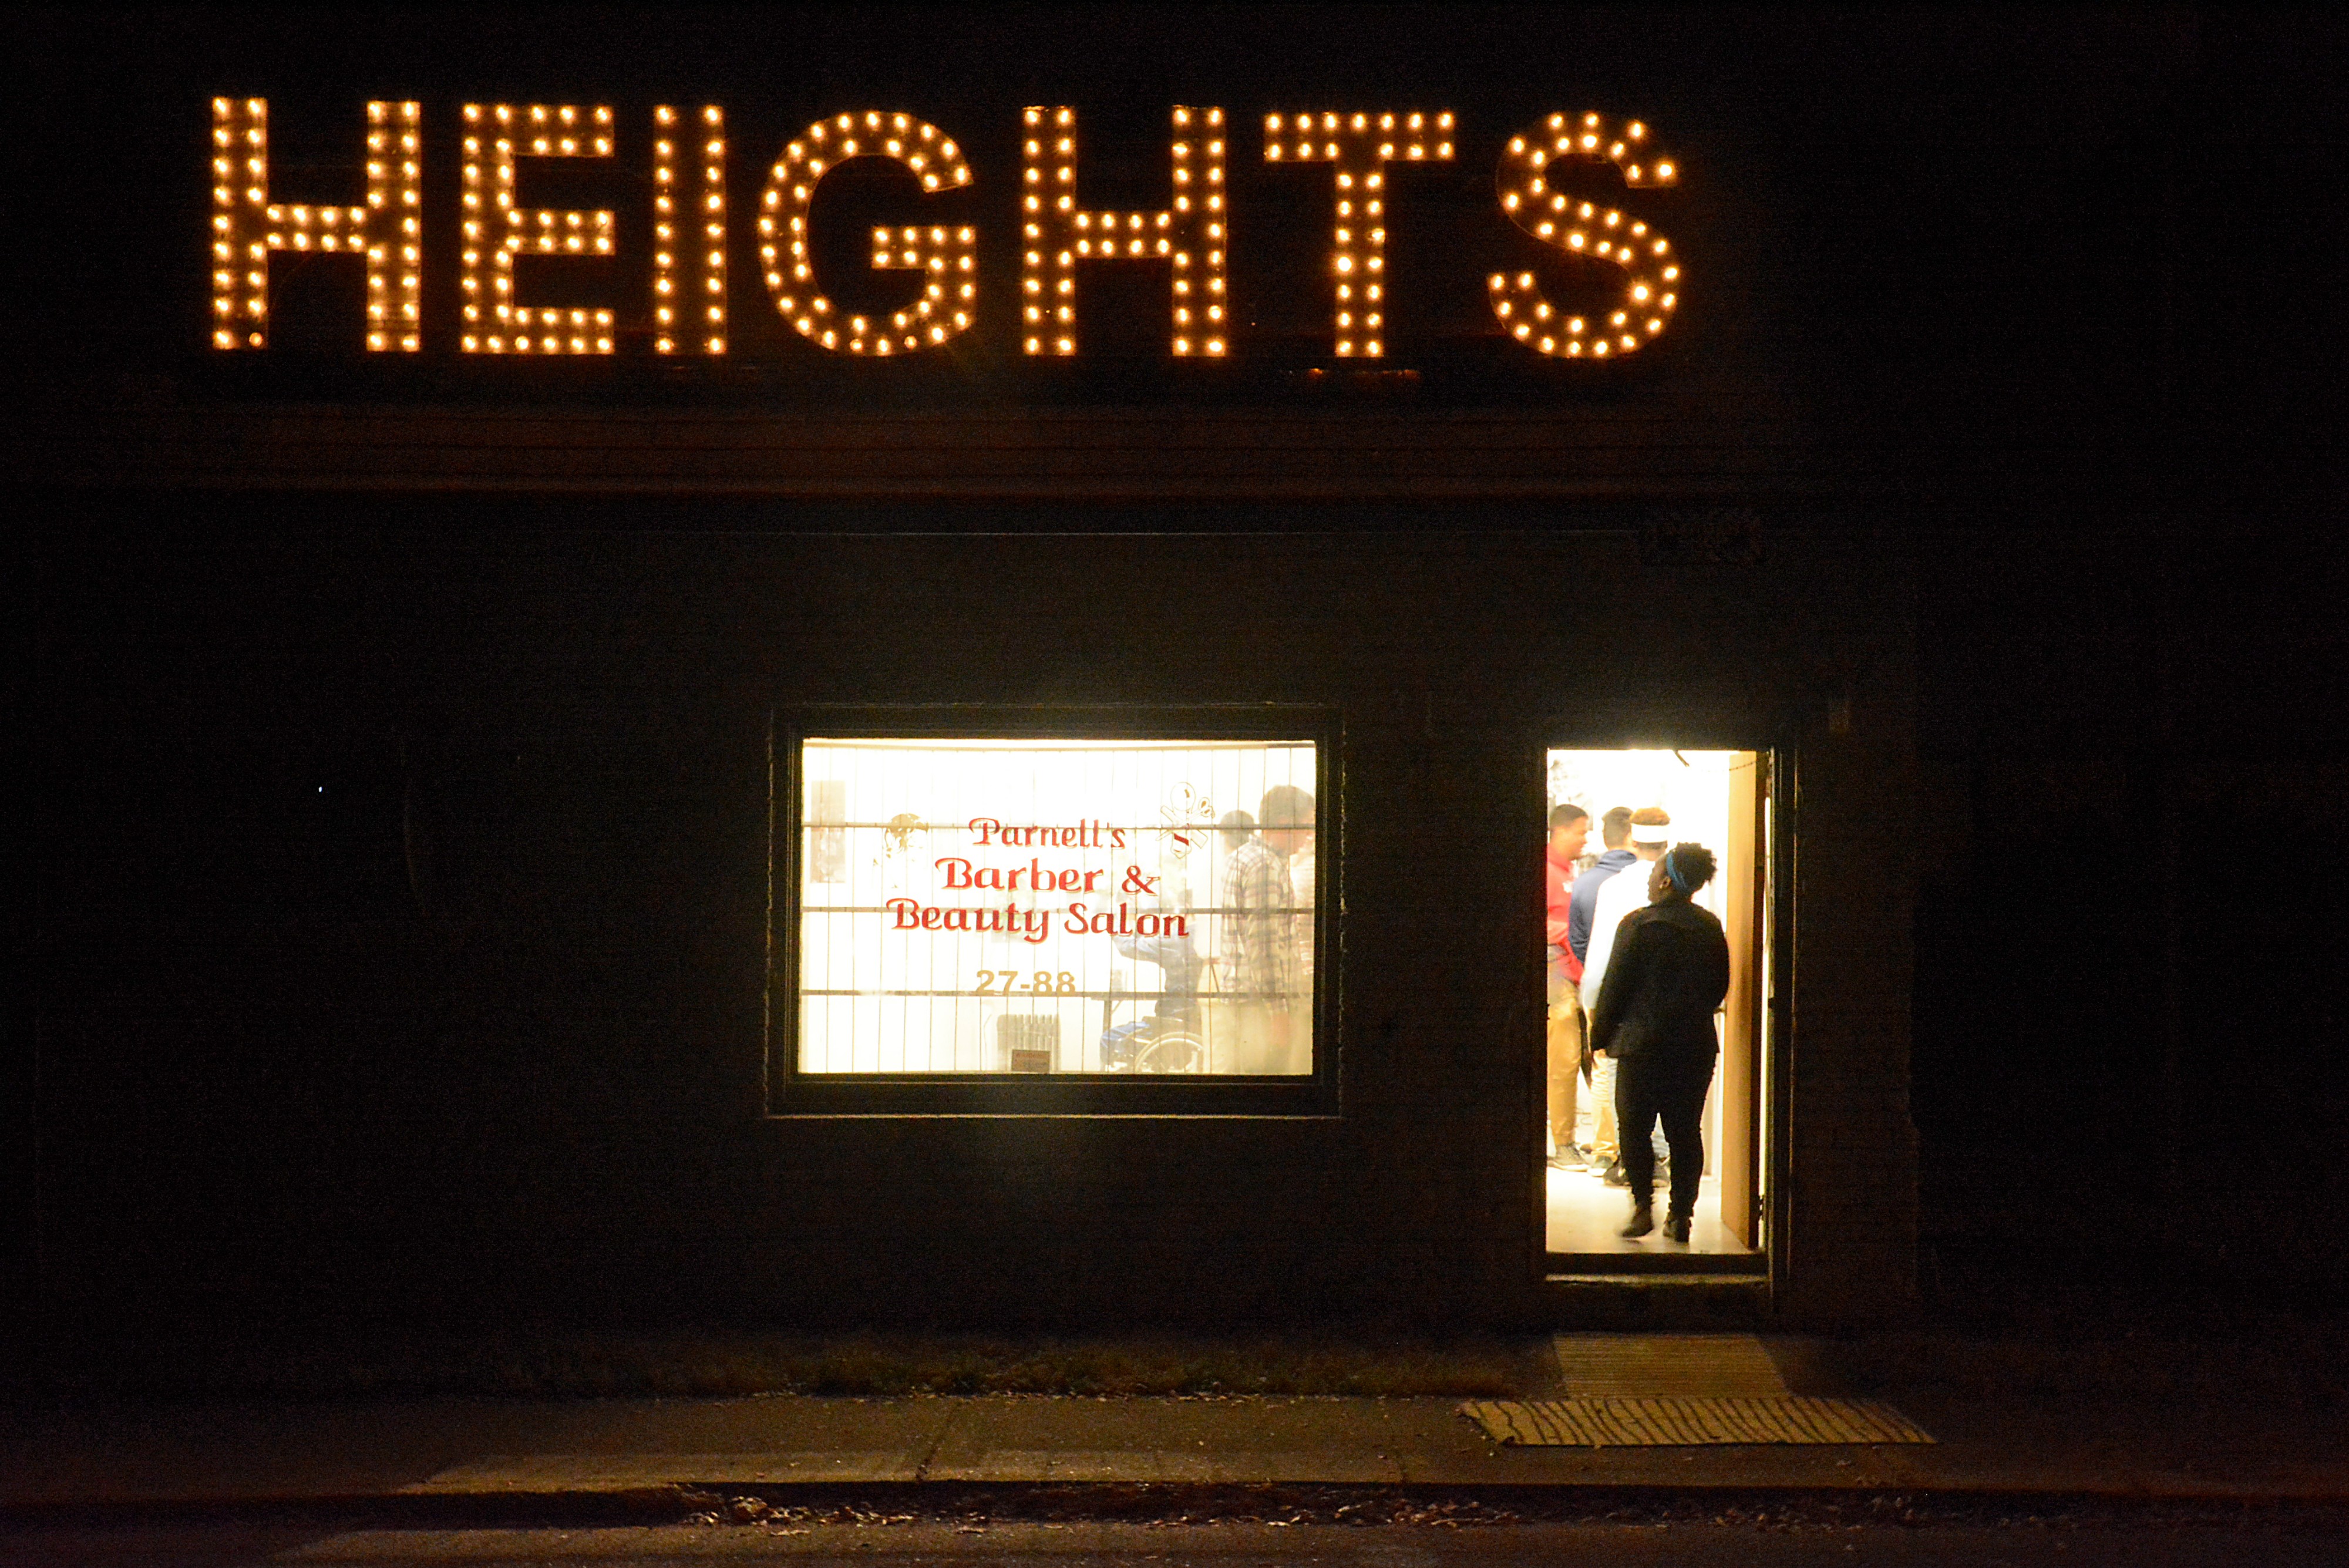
10,1478,2349,1527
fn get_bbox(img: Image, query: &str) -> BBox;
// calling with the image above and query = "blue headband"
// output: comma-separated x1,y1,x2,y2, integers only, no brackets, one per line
1664,847,1691,893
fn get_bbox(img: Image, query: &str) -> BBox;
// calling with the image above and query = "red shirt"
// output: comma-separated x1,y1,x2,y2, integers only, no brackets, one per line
1546,844,1585,984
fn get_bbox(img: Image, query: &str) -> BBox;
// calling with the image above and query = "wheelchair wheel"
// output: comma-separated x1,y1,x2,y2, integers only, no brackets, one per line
1135,1028,1207,1074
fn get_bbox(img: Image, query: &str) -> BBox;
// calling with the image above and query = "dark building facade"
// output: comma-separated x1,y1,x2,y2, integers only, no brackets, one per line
14,10,2346,1336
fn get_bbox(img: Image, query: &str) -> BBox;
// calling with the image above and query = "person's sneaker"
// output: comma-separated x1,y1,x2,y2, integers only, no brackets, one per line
1603,1164,1631,1187
1546,1149,1584,1170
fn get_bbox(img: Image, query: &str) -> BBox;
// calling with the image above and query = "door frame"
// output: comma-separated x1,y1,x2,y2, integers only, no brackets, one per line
1532,742,1792,1283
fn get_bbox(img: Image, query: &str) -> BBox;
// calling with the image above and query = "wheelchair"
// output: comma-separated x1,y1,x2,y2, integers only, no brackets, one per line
1098,999,1207,1073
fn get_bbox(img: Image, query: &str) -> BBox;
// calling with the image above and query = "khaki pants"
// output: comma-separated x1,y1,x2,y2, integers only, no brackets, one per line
1581,1052,1621,1163
1546,990,1583,1150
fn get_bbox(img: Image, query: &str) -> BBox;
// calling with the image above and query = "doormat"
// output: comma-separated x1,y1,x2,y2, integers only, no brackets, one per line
1552,1333,1791,1398
1459,1397,1935,1446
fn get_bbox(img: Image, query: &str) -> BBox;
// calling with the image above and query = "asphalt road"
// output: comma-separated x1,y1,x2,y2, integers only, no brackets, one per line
11,1519,2349,1567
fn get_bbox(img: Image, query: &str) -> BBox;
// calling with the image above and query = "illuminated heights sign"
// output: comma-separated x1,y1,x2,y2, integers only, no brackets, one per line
209,99,1680,362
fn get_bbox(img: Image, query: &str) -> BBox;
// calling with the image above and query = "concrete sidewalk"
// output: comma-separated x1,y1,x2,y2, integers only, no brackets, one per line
6,1379,2345,1511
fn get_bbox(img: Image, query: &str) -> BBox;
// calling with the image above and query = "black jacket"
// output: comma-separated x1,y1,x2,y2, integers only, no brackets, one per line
1587,900,1730,1068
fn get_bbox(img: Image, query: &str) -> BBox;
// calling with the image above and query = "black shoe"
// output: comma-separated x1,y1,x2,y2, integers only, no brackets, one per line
1603,1165,1631,1187
1620,1203,1655,1239
1663,1214,1692,1243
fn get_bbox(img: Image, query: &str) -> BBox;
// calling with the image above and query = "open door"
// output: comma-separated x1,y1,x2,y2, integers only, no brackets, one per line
1542,748,1772,1268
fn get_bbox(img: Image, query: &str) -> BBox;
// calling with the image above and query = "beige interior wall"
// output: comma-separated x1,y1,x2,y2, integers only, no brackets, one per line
1718,751,1765,1246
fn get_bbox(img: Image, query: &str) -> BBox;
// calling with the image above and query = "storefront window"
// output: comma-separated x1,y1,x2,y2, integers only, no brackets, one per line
794,737,1318,1076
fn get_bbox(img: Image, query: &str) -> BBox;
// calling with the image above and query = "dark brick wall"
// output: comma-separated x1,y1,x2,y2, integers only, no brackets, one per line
1910,523,2349,1314
26,514,1919,1331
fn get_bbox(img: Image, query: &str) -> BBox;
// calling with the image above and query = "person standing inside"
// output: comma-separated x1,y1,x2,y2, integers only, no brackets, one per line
1544,804,1592,1167
1220,783,1314,1074
1568,807,1639,980
1580,807,1672,1012
1589,843,1731,1243
1570,807,1653,1179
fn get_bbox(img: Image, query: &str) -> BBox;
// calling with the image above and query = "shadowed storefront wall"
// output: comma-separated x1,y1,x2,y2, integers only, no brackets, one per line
28,518,1913,1327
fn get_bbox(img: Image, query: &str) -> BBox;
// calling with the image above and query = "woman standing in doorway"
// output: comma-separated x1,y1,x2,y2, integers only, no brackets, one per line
1587,843,1730,1243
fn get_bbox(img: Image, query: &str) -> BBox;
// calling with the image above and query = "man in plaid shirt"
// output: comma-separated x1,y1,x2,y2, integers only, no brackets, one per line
1220,783,1314,1072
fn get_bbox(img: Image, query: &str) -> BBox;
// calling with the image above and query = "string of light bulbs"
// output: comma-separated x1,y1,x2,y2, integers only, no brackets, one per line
1264,110,1454,359
758,111,976,355
1021,105,1228,356
654,105,728,355
210,97,422,351
459,102,617,355
1487,112,1679,358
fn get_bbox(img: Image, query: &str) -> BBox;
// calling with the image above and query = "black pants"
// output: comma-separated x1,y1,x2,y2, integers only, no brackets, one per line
1615,1054,1715,1220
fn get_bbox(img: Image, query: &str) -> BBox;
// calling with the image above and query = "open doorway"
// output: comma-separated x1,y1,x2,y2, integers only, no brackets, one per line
1543,749,1773,1266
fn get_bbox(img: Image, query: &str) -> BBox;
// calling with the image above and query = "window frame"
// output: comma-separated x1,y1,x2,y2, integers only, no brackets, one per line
766,704,1341,1118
